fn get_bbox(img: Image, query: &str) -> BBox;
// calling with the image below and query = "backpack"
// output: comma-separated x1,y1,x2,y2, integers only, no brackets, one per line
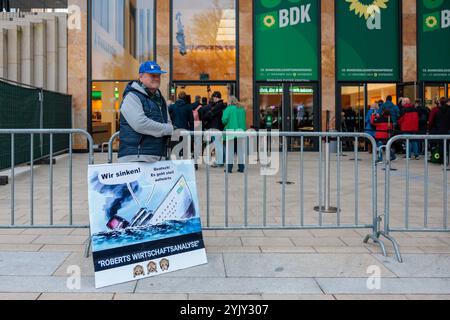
430,146,443,164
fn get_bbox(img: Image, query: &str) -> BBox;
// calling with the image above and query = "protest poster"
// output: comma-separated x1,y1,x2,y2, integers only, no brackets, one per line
87,160,207,288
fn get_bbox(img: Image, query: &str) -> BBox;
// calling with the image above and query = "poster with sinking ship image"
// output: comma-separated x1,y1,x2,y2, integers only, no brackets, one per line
87,160,207,288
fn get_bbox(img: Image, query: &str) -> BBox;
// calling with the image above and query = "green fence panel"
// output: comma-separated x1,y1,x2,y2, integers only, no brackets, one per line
0,81,41,170
42,89,72,155
0,80,72,171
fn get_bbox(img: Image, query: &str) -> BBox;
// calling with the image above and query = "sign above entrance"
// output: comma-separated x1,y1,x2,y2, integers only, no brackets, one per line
336,0,400,81
259,86,314,94
254,0,319,82
418,0,450,81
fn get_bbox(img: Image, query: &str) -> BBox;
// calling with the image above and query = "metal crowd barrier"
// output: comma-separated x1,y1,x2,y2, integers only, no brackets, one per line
380,134,450,262
108,130,388,257
0,129,94,229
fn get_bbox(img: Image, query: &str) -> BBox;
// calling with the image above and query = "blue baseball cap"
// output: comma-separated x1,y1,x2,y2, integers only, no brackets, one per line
139,61,167,74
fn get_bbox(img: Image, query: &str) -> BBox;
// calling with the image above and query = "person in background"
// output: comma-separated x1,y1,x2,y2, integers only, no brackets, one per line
203,91,227,167
222,96,247,173
371,108,396,162
169,91,194,131
398,97,420,159
365,103,379,154
415,99,430,155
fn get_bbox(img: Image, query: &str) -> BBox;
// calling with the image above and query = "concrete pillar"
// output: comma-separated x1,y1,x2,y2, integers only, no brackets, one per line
56,14,68,94
19,22,34,86
6,26,21,83
44,15,58,92
0,28,7,78
32,20,47,88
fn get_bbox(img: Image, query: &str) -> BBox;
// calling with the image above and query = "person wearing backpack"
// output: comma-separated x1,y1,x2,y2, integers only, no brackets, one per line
371,108,396,162
365,103,379,153
434,99,450,165
398,98,420,159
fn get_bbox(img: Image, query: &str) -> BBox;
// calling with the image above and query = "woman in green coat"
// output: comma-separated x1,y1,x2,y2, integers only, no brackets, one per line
222,96,247,173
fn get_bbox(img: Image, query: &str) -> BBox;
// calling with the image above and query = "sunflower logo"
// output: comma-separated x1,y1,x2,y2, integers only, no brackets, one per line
425,15,438,28
346,0,389,20
263,14,276,28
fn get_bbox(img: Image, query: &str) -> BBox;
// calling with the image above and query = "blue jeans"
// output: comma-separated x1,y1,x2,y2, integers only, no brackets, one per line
407,140,419,157
377,141,396,161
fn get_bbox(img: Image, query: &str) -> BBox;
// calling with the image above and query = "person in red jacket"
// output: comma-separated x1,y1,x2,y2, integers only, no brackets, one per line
371,108,396,162
398,98,420,159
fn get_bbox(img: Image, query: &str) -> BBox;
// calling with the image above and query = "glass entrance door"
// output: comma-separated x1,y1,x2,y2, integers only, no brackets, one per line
256,83,319,150
171,83,235,104
338,84,365,151
424,83,447,110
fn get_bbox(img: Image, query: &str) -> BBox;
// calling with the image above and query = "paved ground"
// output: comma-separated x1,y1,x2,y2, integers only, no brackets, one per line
0,150,449,300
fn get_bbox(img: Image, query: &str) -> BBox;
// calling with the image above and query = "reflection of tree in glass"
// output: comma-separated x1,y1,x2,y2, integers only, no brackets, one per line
174,0,236,81
189,0,223,46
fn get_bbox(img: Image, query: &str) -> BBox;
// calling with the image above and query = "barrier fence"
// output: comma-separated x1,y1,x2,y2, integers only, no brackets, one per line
380,134,450,262
1,129,449,262
0,129,94,229
107,130,387,257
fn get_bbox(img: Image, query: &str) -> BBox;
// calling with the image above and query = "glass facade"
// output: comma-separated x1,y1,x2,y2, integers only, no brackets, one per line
90,0,155,145
171,0,237,81
81,1,450,143
92,0,155,80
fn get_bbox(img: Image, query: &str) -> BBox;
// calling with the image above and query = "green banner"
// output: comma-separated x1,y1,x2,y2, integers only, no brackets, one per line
254,0,319,81
418,0,450,81
336,0,400,81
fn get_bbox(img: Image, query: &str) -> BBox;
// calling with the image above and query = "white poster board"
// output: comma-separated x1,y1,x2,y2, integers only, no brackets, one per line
87,160,207,288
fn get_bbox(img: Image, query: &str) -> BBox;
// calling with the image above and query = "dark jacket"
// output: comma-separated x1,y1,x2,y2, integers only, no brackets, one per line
118,82,171,159
416,105,430,133
398,104,419,133
202,100,227,131
435,105,450,134
169,99,194,131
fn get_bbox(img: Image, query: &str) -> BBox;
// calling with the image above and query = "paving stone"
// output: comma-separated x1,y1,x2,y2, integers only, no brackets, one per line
38,293,114,300
114,293,188,300
223,253,396,278
317,278,450,294
373,254,450,277
406,295,450,300
0,244,43,252
334,295,408,300
39,245,85,252
53,252,94,276
189,294,262,300
21,229,74,235
241,237,294,247
32,235,88,245
259,246,316,253
313,247,371,253
0,293,40,300
206,246,261,253
0,276,135,293
261,294,334,300
0,235,39,244
204,237,242,247
291,237,348,247
0,252,69,276
135,277,322,294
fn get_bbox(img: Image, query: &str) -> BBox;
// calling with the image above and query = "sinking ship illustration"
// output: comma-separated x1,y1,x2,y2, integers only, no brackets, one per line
106,176,196,230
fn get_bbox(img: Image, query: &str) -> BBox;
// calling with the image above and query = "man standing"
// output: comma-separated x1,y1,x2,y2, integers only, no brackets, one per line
203,92,227,167
118,61,174,163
